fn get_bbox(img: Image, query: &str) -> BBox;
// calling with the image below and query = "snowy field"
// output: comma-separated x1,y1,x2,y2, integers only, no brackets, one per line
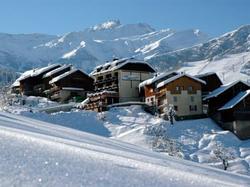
0,111,250,186
7,101,250,177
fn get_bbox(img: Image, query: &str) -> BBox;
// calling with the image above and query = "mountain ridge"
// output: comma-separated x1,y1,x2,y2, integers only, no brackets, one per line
0,20,209,74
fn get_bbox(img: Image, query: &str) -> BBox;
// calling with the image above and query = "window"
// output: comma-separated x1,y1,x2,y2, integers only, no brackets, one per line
188,86,193,92
174,105,178,111
150,97,154,105
189,105,197,111
97,76,103,80
173,96,177,102
114,72,118,77
190,96,194,102
175,86,180,91
106,74,112,78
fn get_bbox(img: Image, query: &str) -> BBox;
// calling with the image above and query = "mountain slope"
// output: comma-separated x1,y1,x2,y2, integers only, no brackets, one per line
0,20,208,74
0,111,250,186
149,25,250,72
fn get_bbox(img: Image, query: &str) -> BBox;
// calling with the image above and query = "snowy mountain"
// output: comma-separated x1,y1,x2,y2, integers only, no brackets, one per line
1,110,250,186
2,21,250,84
149,25,250,73
0,20,208,74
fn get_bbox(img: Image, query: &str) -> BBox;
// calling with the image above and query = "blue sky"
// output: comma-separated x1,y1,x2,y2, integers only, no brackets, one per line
0,0,250,36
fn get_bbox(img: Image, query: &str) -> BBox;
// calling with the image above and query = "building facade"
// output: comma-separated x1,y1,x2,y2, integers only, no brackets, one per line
47,69,94,102
84,58,156,111
141,73,205,119
204,81,250,139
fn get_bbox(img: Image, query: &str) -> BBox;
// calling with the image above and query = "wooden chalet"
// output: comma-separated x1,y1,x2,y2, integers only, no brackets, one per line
139,71,179,105
84,58,156,111
84,91,119,112
195,72,223,97
47,69,94,102
217,90,250,139
15,64,61,96
204,81,250,116
204,81,250,139
42,64,72,90
140,72,206,119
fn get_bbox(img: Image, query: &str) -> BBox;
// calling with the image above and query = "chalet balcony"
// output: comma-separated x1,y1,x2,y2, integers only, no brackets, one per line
50,86,60,92
94,76,118,85
170,90,181,95
95,84,118,92
187,90,197,94
156,91,166,98
51,92,60,100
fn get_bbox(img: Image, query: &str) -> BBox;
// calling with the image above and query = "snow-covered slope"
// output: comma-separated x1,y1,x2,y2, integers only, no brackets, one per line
149,25,250,73
0,111,250,186
0,20,208,74
178,52,250,83
6,100,250,177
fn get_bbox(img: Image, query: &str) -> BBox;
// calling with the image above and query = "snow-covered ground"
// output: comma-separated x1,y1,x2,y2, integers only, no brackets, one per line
179,52,250,84
0,111,250,186
8,103,249,177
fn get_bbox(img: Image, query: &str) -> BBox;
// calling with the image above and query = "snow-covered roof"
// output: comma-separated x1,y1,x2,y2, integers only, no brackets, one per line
195,72,218,78
19,64,61,81
87,90,118,97
11,64,61,87
43,64,72,78
218,90,250,111
49,69,79,84
156,73,206,89
11,69,34,87
90,58,155,76
139,71,179,88
204,80,249,100
62,87,84,91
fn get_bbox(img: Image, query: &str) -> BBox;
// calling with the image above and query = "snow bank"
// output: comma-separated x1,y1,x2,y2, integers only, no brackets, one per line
0,112,249,186
4,102,250,177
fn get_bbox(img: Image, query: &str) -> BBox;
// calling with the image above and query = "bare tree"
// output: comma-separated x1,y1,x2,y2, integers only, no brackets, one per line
212,142,235,171
144,123,183,158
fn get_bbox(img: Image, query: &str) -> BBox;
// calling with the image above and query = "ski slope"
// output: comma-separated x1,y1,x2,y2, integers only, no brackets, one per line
179,52,250,84
0,112,250,186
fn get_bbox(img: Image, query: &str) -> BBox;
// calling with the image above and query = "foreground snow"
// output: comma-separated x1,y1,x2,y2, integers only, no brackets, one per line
0,112,250,186
10,104,250,177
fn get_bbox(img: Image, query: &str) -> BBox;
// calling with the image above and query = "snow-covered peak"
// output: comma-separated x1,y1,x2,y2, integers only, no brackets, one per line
92,20,121,31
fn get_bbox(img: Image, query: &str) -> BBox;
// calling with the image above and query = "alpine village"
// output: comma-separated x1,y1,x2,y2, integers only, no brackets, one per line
10,57,250,140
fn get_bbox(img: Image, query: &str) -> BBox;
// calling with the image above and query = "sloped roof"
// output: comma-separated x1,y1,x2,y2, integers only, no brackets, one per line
203,80,249,100
195,72,218,78
19,64,61,81
139,71,179,88
195,72,223,86
49,69,78,84
11,64,61,87
11,69,34,87
43,64,72,78
218,90,250,111
90,58,155,76
156,73,206,89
